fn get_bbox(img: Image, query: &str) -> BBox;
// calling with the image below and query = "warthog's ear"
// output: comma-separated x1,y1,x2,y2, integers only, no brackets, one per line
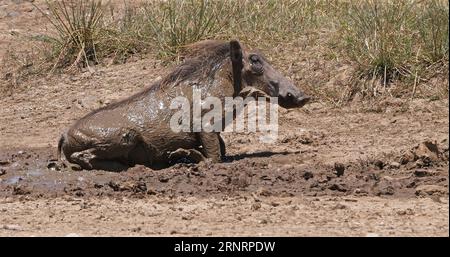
230,40,243,97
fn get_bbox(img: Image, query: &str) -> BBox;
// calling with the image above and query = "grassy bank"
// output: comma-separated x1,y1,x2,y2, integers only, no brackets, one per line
4,0,449,102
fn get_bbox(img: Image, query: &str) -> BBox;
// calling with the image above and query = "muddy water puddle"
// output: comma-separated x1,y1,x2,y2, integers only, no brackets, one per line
0,146,448,199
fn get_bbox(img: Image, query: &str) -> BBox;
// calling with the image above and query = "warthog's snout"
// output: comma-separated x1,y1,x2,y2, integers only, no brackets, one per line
278,84,311,109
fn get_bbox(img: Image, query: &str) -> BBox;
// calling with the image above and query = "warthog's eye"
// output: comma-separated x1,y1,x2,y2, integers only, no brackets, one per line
249,54,263,75
250,54,260,63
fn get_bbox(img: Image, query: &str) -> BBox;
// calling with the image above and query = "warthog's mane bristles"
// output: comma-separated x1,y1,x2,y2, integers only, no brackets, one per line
78,40,234,119
161,40,232,88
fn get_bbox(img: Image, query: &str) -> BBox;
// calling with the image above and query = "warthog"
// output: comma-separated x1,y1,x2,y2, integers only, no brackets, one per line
58,40,310,171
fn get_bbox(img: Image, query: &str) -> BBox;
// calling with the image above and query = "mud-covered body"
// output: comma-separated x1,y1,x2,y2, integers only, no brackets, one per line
61,79,229,170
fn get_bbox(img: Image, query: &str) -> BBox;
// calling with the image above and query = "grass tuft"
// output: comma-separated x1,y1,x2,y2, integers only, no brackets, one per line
35,0,105,70
338,0,448,85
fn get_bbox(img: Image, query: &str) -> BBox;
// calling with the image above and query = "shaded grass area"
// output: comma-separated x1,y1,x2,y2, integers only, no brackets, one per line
3,0,449,102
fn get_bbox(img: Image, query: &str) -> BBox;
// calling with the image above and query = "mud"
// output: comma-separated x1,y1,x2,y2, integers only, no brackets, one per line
0,142,448,199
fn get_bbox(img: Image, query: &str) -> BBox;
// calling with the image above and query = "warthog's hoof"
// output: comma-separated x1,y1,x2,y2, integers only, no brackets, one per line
169,148,206,164
47,160,61,171
47,160,82,171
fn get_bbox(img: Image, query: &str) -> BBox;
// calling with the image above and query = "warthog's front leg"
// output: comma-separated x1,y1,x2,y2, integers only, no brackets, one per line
168,133,224,165
218,134,226,157
168,148,206,164
199,132,222,162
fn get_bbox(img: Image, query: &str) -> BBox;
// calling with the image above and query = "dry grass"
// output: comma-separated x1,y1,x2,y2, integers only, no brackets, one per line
336,0,448,99
3,0,449,102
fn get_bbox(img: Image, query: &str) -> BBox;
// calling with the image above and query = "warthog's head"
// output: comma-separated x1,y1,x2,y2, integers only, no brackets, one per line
230,40,310,109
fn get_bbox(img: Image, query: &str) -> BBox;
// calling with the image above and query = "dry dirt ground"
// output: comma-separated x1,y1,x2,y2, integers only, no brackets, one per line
0,0,449,237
